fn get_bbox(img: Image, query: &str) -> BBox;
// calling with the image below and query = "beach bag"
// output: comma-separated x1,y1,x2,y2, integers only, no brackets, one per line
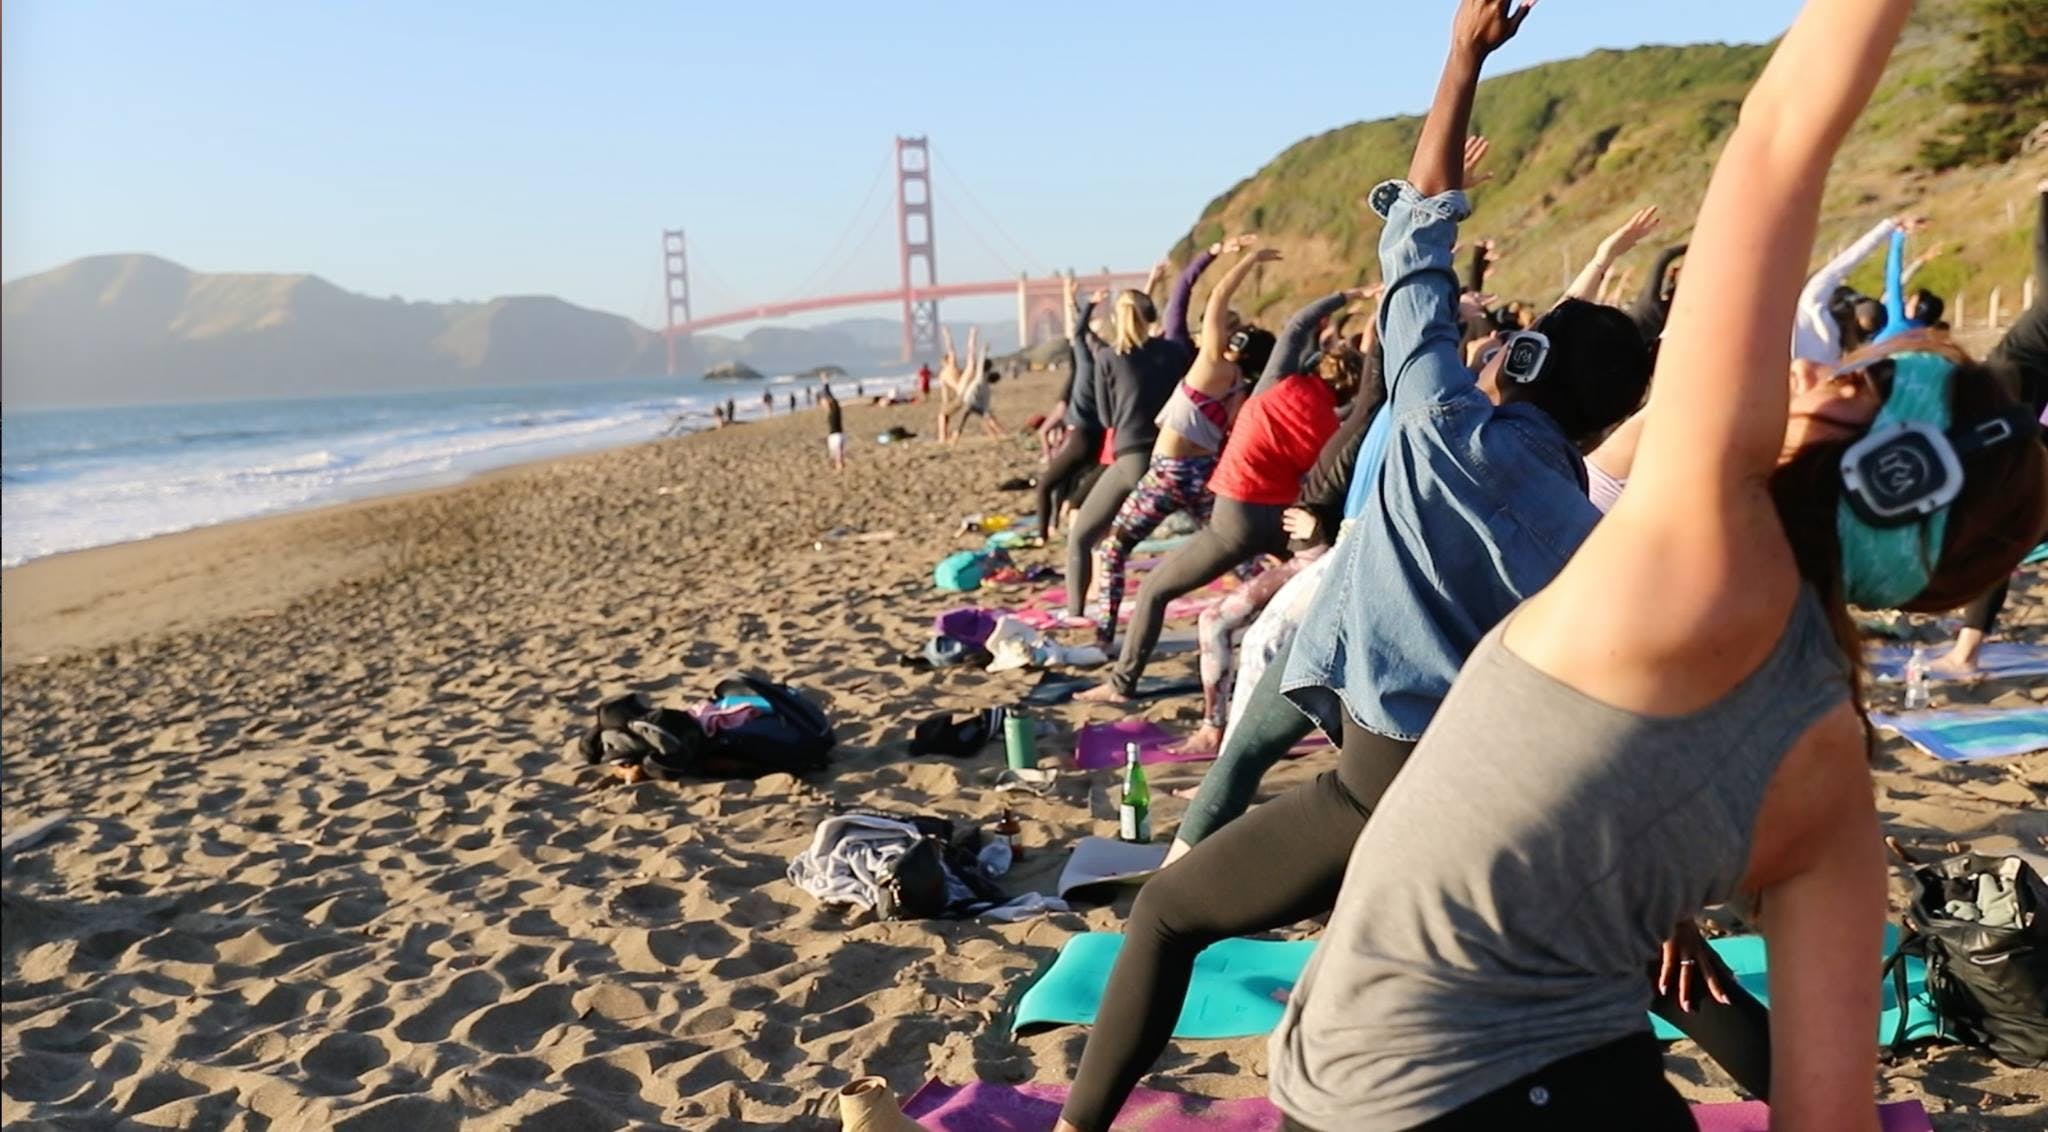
688,676,835,779
934,550,991,592
577,677,834,781
1884,853,2048,1066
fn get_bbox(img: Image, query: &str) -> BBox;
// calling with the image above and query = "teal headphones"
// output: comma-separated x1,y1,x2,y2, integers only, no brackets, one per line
1834,351,2031,608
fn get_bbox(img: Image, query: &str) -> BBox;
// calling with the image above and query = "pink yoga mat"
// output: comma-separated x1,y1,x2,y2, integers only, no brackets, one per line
1074,721,1327,770
1008,590,1222,633
900,1082,1933,1132
902,1080,1281,1131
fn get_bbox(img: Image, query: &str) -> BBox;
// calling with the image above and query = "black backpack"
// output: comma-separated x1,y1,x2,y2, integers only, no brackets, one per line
1884,853,2048,1067
577,675,834,780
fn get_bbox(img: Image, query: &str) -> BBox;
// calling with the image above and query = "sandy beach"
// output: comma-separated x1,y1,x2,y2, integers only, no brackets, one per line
3,370,2044,1130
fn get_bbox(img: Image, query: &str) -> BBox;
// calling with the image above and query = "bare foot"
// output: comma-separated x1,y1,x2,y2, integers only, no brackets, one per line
1925,652,1979,680
1171,723,1224,757
1073,683,1129,705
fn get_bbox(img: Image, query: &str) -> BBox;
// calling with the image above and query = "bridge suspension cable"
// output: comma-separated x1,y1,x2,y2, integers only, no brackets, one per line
930,145,1046,276
783,150,896,301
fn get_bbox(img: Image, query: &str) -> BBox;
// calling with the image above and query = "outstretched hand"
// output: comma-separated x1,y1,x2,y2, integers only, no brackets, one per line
1454,0,1536,59
1897,214,1932,235
1090,288,1110,303
1221,233,1262,255
1462,136,1493,187
1344,282,1386,303
1598,206,1663,262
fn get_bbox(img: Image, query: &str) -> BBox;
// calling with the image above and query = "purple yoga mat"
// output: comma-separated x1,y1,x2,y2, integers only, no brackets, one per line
900,1082,1933,1132
902,1080,1281,1131
1074,721,1327,770
1692,1099,1931,1132
1074,720,1185,769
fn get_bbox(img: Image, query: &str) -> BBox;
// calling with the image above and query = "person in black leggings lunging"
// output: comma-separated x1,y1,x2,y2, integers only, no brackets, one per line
1035,281,1110,539
1062,255,1209,620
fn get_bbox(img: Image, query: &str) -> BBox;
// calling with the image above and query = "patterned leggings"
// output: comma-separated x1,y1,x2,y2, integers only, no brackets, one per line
1196,545,1326,727
1093,455,1216,644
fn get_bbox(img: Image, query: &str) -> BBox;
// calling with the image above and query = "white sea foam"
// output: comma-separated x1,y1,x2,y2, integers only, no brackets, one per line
2,372,909,566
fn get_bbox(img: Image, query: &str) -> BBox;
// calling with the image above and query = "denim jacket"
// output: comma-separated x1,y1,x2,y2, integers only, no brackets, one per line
1283,181,1598,741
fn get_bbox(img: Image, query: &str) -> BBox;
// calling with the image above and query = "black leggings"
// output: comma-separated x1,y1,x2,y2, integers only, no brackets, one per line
1059,716,1774,1131
1107,497,1288,695
1280,1034,1691,1131
1065,452,1150,618
1037,426,1103,533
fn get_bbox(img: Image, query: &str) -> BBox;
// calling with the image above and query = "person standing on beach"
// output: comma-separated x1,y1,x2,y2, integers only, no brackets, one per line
761,390,773,415
915,364,932,402
822,384,846,473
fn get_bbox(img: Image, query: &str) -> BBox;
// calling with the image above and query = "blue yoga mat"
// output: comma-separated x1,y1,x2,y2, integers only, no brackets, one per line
1866,642,2048,684
1011,933,1314,1038
1649,925,1939,1044
1870,708,2048,762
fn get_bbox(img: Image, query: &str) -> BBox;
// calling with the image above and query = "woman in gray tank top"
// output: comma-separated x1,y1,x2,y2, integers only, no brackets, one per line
1270,2,2048,1130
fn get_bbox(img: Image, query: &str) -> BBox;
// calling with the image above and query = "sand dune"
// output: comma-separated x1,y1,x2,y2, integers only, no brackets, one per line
3,372,2043,1129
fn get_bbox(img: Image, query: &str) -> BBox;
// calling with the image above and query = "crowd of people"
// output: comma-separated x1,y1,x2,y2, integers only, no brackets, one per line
965,1,2045,1128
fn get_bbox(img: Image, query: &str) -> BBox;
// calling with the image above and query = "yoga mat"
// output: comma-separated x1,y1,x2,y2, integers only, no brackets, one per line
899,1081,1932,1132
1867,642,2048,683
1071,720,1327,769
1869,707,2048,762
1074,720,1186,768
1692,1100,1932,1132
1648,925,1939,1046
1056,836,1172,901
1011,933,1314,1037
903,1080,1280,1131
1026,672,1202,707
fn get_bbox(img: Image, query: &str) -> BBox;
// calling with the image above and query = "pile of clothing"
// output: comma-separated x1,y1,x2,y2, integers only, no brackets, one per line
786,811,1066,922
1939,857,2032,929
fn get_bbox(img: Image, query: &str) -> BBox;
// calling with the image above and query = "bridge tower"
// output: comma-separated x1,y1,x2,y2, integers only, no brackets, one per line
895,136,939,363
663,229,692,376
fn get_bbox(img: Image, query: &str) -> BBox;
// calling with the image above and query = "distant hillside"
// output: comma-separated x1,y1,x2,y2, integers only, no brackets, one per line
0,257,1015,408
1169,0,2038,330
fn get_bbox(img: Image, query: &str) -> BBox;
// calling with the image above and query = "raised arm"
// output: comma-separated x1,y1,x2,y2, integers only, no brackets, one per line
1561,206,1662,305
1408,1,1530,196
1881,227,1910,330
1143,259,1169,305
1466,240,1495,294
1261,291,1352,392
1164,247,1217,346
1634,0,1913,499
2035,181,2047,294
1201,248,1278,359
1791,216,1898,362
1630,243,1688,322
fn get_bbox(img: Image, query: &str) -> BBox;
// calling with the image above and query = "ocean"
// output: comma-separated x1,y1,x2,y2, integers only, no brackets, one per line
1,371,905,566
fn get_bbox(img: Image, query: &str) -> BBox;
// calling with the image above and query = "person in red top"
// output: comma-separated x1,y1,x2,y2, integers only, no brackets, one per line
1088,342,1364,700
915,363,933,402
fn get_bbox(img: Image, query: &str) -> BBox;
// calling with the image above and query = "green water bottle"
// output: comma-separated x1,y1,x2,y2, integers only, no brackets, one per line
1118,741,1151,843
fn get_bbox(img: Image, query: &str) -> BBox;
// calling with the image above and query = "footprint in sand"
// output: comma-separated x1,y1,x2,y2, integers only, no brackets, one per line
299,1030,390,1091
455,982,576,1054
392,970,503,1043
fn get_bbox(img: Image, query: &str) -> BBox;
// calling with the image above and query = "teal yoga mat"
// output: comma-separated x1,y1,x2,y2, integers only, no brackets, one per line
1015,928,1940,1048
1011,933,1314,1038
1649,925,1940,1045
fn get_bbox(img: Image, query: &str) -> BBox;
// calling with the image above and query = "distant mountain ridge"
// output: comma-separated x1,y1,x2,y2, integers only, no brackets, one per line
0,255,1014,408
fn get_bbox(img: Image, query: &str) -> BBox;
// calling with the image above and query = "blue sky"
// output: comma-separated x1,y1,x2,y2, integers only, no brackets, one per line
3,1,1798,329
